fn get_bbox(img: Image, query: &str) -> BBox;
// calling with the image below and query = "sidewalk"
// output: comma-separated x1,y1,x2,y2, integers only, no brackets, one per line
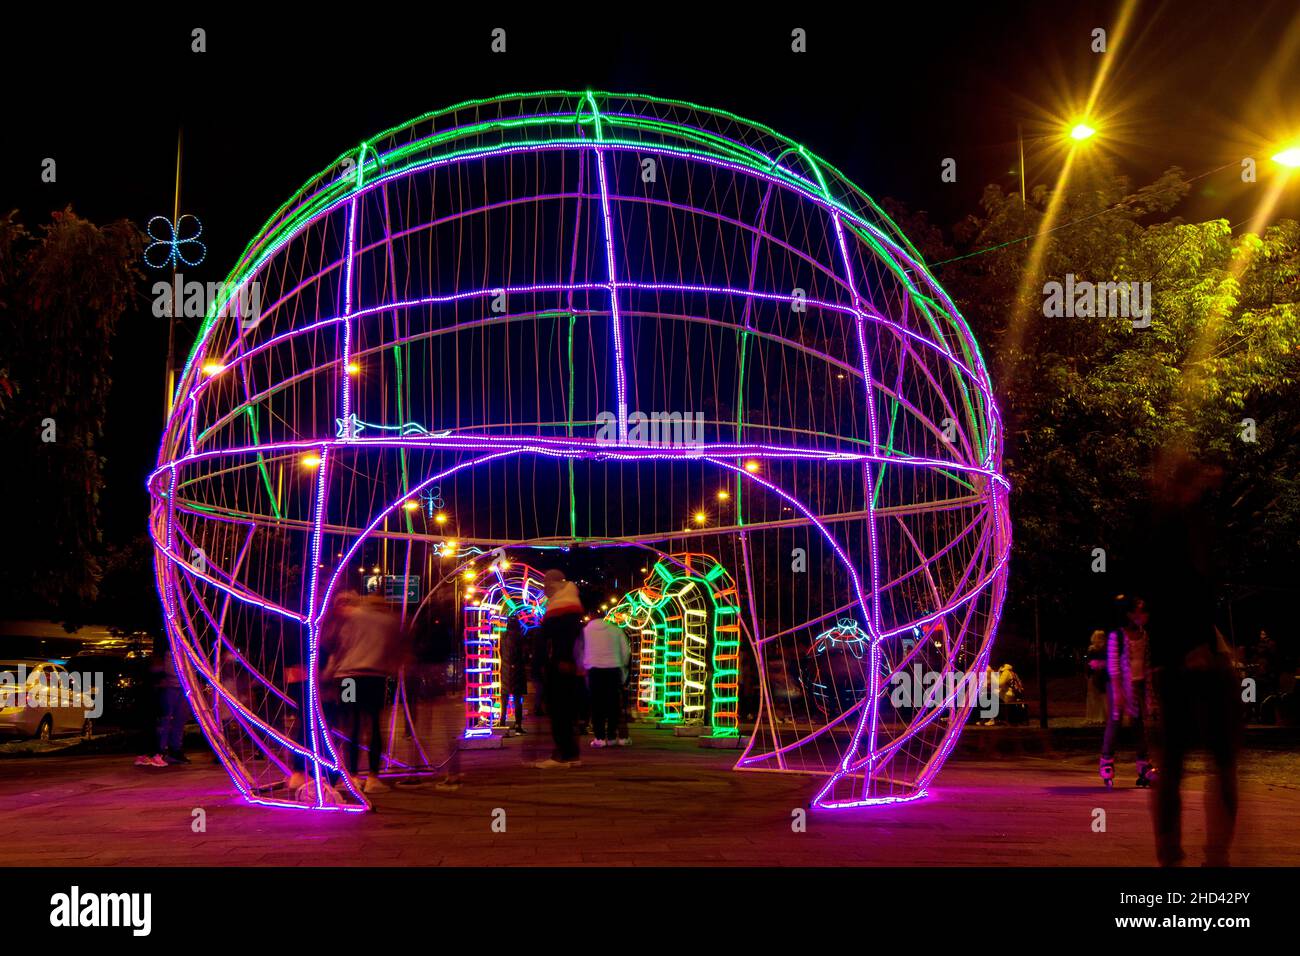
2,725,1297,866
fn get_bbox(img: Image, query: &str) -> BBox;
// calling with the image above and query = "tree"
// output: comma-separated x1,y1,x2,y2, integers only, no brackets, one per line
885,164,1300,647
0,207,144,616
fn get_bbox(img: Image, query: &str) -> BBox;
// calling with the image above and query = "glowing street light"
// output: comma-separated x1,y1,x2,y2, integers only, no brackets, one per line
1272,145,1300,169
743,460,760,474
693,510,708,526
716,489,730,501
402,500,419,511
346,362,361,376
1069,121,1097,142
201,361,225,377
301,453,322,468
434,512,448,526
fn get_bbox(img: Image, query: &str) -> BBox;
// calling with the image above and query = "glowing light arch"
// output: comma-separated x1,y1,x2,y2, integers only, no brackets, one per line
150,91,1010,813
462,559,546,737
608,553,741,737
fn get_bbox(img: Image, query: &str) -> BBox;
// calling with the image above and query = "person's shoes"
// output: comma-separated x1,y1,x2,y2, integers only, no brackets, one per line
364,775,391,794
164,750,190,764
514,725,526,735
532,758,571,769
615,737,631,747
148,754,169,767
590,738,606,748
133,755,152,767
565,759,582,767
1099,755,1116,789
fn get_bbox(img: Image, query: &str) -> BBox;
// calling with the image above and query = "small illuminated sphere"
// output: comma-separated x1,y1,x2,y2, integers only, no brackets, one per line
151,92,1009,811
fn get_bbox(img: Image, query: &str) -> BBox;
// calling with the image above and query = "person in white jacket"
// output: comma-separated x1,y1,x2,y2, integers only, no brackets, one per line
582,617,630,748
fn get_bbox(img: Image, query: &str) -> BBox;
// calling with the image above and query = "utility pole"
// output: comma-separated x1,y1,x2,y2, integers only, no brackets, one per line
164,127,183,419
1035,594,1048,728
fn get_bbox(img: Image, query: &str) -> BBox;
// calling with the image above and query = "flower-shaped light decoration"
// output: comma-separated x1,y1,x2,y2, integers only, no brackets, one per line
144,214,206,269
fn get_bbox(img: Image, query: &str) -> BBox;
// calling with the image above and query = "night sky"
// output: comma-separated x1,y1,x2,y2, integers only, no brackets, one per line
4,1,1299,548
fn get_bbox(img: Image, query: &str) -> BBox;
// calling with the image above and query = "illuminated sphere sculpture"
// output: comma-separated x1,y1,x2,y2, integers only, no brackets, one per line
150,92,1010,811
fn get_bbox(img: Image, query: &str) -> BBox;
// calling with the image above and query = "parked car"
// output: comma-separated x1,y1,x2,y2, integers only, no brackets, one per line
0,660,96,740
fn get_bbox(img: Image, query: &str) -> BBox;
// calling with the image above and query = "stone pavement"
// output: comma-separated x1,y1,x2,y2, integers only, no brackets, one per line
3,720,1297,866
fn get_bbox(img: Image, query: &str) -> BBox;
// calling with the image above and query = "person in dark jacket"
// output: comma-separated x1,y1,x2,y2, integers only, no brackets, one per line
533,569,584,767
1141,443,1238,867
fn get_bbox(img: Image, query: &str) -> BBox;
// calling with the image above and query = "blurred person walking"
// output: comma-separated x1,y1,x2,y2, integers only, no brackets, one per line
1143,445,1239,867
533,569,584,768
135,642,191,768
1099,594,1155,788
286,589,358,797
324,594,404,793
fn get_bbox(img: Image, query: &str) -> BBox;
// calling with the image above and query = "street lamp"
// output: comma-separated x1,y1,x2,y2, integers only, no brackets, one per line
1069,121,1097,142
1272,145,1300,169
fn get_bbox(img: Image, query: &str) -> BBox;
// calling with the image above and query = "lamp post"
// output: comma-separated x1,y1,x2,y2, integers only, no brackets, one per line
164,127,183,418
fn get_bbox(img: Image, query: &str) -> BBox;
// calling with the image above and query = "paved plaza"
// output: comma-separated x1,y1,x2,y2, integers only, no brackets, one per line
3,715,1297,866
